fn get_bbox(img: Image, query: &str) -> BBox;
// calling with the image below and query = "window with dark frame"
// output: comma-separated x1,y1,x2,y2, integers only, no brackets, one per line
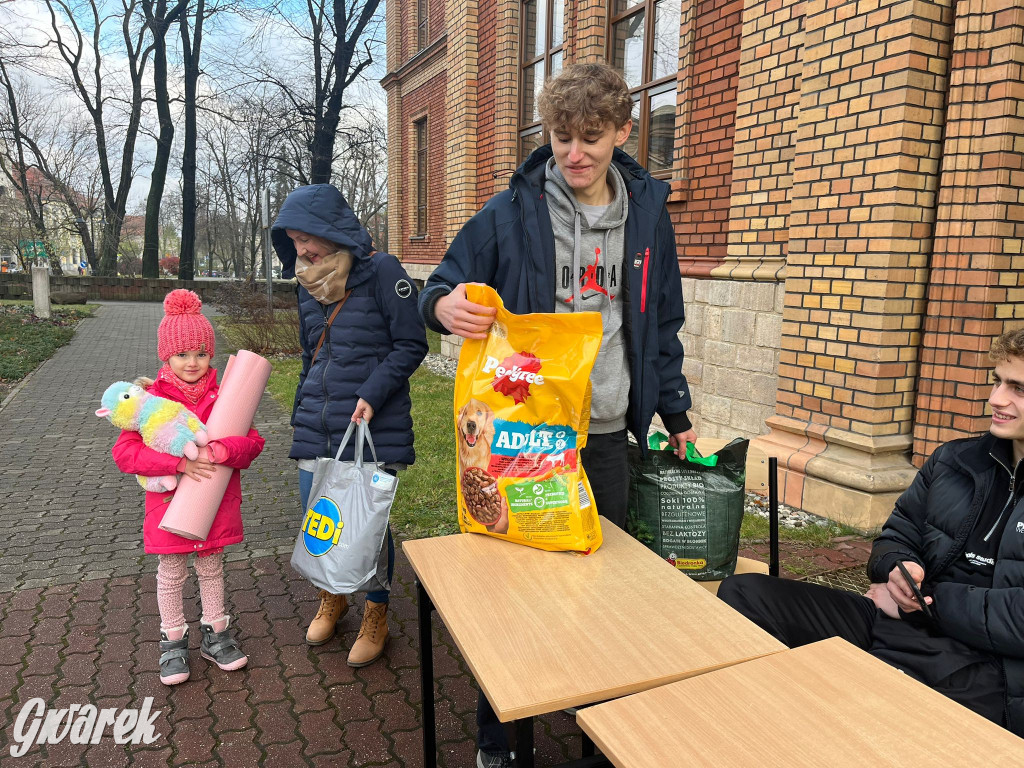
518,0,565,162
417,0,429,50
415,118,428,236
609,0,680,177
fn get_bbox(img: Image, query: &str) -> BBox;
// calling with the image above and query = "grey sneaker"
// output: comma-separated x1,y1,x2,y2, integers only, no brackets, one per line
200,617,248,671
476,750,513,768
158,628,190,686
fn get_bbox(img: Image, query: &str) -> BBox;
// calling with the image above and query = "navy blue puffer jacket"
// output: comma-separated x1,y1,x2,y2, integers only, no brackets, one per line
272,185,428,464
418,146,692,450
869,432,1024,735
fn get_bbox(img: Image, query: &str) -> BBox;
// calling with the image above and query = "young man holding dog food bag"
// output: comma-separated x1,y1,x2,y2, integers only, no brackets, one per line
417,62,697,767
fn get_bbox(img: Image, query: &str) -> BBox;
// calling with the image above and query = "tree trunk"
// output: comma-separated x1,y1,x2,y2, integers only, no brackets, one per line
99,211,119,275
177,0,205,281
309,125,335,184
142,1,181,279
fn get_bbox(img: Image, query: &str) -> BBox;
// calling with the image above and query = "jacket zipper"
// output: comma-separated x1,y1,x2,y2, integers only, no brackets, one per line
1001,662,1011,730
514,186,547,309
319,304,331,456
634,242,648,444
640,247,650,313
984,456,1022,541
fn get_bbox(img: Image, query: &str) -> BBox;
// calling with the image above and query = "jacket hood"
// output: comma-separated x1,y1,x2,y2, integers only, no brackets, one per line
271,184,374,279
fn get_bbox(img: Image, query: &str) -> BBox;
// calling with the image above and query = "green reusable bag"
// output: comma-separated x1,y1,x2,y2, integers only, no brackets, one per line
626,435,748,580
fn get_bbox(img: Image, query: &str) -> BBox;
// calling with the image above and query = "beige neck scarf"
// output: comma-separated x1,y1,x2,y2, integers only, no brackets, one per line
294,248,353,304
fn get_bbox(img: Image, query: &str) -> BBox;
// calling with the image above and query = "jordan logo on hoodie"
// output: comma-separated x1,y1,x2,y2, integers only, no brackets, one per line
562,247,617,302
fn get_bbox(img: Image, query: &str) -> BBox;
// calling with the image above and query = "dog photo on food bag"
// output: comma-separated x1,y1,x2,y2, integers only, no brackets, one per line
455,398,508,533
457,398,495,471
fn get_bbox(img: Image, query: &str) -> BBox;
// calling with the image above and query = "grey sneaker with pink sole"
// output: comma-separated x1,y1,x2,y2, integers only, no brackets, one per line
159,628,190,685
199,617,248,671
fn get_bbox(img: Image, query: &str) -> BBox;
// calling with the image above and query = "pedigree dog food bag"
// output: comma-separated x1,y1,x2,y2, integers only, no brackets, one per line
454,285,603,553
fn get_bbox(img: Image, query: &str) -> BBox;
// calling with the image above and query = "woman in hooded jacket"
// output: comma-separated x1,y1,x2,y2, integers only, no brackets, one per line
272,184,428,667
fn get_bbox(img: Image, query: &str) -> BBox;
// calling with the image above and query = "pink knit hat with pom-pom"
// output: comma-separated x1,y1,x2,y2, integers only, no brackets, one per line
157,289,215,361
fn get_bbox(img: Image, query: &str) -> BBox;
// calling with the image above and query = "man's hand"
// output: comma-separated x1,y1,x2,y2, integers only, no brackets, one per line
865,583,901,620
434,283,497,339
667,429,698,460
182,456,215,482
886,560,932,613
351,398,374,424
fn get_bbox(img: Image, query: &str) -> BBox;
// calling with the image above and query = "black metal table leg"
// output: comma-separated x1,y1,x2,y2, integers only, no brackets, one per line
513,717,535,768
581,732,595,757
416,580,437,768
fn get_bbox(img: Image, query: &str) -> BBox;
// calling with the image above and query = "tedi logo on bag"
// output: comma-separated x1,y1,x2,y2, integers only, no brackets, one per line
302,497,344,556
484,352,544,404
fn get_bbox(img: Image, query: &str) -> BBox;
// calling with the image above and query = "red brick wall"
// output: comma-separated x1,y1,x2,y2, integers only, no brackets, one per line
912,1,1024,465
672,0,744,270
476,0,499,209
398,0,447,62
400,72,448,261
430,0,446,39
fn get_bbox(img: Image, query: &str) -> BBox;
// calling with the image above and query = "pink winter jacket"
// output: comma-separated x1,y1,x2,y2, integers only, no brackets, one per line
111,370,266,555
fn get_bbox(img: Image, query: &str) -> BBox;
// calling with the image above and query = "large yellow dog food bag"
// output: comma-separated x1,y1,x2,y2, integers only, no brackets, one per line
454,285,603,553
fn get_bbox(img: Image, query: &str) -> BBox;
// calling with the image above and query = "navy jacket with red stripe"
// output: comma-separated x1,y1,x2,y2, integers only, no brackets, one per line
419,145,692,448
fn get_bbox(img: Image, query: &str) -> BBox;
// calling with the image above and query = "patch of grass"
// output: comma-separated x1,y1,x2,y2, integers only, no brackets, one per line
740,512,864,548
0,301,96,401
393,368,457,538
218,311,301,355
267,357,302,414
426,329,442,355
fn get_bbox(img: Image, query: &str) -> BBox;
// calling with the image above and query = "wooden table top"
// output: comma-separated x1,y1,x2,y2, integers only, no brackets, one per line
577,636,1024,767
403,520,784,721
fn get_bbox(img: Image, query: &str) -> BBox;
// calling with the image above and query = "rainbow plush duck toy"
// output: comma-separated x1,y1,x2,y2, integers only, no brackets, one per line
96,381,210,492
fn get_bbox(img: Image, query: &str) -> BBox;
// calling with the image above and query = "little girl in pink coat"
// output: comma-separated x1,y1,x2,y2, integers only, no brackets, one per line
111,289,265,685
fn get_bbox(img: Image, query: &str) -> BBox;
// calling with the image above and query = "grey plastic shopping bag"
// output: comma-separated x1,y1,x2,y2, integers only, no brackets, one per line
290,422,396,594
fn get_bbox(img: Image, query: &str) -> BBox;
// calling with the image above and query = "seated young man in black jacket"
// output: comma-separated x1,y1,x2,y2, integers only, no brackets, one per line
720,327,1024,737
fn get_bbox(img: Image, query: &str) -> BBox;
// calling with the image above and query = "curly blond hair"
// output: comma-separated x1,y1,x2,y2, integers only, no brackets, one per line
538,63,632,134
990,328,1024,362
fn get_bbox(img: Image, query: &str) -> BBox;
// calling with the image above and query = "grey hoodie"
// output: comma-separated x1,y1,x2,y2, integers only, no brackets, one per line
545,159,630,434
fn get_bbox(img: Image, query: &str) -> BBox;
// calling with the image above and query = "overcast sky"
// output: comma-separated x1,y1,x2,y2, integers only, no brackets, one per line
1,0,388,208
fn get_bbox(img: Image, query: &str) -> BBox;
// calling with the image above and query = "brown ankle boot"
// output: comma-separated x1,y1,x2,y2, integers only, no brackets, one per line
347,599,389,667
306,590,348,646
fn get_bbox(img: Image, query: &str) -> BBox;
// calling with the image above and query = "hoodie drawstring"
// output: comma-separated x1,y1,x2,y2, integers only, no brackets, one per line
573,210,582,311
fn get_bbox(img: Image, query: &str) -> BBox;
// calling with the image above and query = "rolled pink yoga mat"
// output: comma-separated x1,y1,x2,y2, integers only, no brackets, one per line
159,350,271,540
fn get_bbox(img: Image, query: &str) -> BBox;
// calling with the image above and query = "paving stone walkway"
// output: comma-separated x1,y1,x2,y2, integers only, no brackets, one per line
0,300,873,767
0,301,583,767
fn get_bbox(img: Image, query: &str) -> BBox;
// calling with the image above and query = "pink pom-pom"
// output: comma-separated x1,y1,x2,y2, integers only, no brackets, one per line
164,289,202,315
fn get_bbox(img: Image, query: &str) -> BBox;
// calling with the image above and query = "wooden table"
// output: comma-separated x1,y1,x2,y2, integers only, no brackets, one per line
404,519,785,767
577,636,1024,767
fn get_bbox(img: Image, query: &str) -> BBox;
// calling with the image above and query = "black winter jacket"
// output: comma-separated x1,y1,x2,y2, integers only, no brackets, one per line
418,145,692,447
868,433,1024,734
272,185,428,465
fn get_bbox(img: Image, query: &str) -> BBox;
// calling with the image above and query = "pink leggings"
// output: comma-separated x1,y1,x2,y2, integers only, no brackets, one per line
156,553,226,630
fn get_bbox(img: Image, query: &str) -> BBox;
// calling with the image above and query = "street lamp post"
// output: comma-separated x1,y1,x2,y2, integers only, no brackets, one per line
261,187,273,312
